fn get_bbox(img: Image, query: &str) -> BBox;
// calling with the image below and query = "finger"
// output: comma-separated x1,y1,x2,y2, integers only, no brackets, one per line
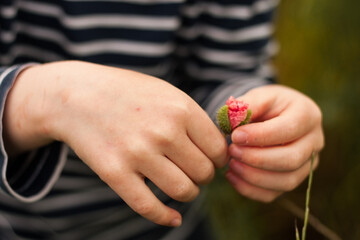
164,135,216,185
229,127,324,171
186,104,228,168
107,172,182,227
228,154,319,192
232,106,314,146
232,87,321,146
226,170,283,203
138,154,200,202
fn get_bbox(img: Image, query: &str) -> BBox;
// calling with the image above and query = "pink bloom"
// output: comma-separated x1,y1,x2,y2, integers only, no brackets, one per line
226,96,249,130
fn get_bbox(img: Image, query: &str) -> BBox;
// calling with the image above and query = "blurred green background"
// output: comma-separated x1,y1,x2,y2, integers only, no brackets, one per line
206,0,360,239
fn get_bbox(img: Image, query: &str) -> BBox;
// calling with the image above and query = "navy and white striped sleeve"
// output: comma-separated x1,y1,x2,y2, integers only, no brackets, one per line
175,0,279,121
0,64,68,202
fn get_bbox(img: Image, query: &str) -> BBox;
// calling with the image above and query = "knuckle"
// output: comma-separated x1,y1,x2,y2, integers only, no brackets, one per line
312,103,323,125
172,182,198,202
212,138,228,168
133,200,156,216
152,127,178,147
194,162,215,184
243,172,261,187
96,158,126,184
120,138,149,161
283,176,299,192
317,129,325,150
284,150,303,171
248,152,264,169
168,100,191,122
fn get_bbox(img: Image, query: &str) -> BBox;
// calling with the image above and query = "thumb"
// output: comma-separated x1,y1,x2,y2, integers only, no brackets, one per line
231,85,311,146
236,85,281,123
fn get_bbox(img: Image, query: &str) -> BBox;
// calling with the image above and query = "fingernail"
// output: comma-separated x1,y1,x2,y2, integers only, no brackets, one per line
232,131,248,144
170,218,182,227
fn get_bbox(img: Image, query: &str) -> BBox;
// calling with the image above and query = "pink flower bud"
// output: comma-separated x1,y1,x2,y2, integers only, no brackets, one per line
226,96,249,130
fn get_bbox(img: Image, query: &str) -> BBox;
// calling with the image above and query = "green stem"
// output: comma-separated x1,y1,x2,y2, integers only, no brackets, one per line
295,221,300,240
301,152,316,240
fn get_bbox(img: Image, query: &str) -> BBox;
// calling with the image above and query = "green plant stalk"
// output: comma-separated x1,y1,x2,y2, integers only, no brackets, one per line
295,222,300,240
301,152,316,240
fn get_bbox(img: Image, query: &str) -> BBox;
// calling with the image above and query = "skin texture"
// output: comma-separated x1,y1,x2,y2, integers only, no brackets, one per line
226,85,324,202
2,61,324,226
3,60,228,227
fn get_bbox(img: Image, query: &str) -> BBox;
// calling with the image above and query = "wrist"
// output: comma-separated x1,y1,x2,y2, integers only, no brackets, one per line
3,64,56,155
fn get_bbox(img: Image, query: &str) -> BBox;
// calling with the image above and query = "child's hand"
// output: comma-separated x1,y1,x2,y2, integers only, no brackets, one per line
225,85,324,202
4,61,227,227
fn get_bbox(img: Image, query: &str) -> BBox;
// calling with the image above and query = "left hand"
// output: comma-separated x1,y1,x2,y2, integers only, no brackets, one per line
226,84,324,202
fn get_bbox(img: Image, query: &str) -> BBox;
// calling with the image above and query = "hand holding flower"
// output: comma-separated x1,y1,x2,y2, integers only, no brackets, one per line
223,85,324,202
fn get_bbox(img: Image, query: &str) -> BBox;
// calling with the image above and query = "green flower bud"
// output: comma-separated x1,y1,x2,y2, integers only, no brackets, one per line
217,105,252,135
217,105,232,135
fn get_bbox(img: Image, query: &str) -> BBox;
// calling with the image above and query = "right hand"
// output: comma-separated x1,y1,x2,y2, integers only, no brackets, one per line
3,60,228,226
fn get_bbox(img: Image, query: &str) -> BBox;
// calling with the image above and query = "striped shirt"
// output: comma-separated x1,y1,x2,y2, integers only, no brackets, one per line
0,0,277,239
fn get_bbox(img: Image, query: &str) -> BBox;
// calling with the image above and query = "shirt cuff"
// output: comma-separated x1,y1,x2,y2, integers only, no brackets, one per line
0,64,68,202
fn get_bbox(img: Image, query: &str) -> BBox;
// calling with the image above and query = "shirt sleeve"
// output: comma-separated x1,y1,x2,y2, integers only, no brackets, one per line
175,0,279,121
0,64,68,202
